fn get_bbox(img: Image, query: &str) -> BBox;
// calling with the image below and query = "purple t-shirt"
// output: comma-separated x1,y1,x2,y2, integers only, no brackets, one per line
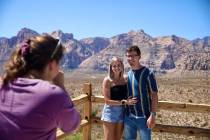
0,78,80,140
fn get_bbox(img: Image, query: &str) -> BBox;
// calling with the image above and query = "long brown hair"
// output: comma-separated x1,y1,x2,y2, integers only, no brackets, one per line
2,35,64,86
108,57,124,80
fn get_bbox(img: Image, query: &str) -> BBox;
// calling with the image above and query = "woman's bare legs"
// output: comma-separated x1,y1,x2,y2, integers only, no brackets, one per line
116,122,124,140
103,122,116,140
103,121,124,140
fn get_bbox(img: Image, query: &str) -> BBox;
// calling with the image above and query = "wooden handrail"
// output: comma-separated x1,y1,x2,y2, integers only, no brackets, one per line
153,124,210,137
91,95,210,113
72,94,88,106
157,101,210,113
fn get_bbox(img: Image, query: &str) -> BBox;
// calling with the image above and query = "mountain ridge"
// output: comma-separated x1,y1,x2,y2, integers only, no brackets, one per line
0,28,209,73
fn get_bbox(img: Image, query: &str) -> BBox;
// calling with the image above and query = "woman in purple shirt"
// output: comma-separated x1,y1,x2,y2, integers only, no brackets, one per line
0,35,81,140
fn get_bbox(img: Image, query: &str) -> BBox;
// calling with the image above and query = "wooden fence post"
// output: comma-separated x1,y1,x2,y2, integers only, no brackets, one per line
83,83,92,140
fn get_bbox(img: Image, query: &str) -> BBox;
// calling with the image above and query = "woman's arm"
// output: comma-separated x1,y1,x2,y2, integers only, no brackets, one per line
56,93,81,133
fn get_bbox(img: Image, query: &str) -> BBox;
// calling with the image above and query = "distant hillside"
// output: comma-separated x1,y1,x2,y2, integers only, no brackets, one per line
0,28,210,74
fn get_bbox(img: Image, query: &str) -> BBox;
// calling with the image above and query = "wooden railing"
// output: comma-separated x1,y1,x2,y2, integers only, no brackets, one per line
56,83,210,139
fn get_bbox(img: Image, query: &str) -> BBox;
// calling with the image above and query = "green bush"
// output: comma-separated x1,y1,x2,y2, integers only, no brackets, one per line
62,132,82,140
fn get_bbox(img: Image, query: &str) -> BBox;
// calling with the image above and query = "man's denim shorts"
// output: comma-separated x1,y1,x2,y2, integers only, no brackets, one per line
101,104,124,123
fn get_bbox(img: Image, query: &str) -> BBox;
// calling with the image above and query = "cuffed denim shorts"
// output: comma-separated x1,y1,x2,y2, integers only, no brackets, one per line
101,104,124,123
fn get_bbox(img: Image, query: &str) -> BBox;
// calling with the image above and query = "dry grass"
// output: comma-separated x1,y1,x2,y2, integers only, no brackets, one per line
63,71,210,140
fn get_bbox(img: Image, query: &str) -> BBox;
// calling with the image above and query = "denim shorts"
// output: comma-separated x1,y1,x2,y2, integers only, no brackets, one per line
101,104,124,123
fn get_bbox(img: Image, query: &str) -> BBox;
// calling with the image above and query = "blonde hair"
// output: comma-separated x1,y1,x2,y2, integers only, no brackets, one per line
108,57,124,80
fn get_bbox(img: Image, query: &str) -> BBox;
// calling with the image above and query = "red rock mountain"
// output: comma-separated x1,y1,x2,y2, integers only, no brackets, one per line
0,28,209,73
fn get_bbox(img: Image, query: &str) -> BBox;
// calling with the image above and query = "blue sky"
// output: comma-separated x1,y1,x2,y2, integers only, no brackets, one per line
0,0,210,40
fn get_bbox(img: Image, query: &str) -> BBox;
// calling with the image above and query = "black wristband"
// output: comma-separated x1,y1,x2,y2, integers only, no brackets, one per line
151,112,156,117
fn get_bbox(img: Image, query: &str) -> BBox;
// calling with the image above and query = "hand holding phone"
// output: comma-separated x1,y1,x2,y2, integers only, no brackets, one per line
53,71,65,89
